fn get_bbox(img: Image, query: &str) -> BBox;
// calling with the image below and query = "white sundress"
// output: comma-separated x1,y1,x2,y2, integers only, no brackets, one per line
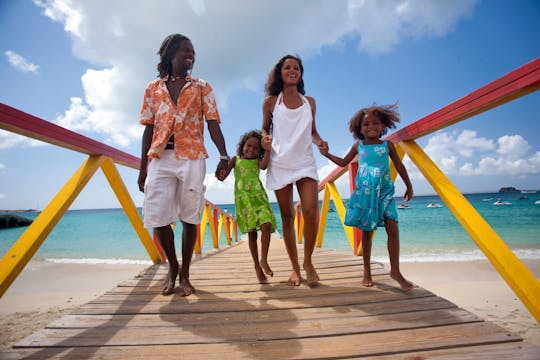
266,92,319,191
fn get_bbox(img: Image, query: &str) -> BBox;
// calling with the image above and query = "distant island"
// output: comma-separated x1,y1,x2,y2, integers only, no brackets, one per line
498,187,537,193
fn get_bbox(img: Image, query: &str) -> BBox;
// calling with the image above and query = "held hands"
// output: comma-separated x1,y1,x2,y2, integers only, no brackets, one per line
215,160,228,181
261,135,272,151
317,140,329,156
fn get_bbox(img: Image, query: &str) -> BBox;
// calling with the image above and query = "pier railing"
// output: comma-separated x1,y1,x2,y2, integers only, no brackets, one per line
295,57,540,323
0,105,238,297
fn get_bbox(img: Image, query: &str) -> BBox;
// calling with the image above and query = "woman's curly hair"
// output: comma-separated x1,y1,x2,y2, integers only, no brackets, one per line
265,54,305,96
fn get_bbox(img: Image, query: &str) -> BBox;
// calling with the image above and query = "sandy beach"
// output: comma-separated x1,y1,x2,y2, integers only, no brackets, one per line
0,257,539,350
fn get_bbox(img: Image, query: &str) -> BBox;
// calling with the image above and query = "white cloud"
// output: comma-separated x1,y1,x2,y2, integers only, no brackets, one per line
31,0,478,146
419,130,539,177
0,130,45,149
4,50,40,73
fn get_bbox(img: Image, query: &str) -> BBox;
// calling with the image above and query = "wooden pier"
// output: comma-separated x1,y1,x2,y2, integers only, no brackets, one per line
3,240,539,359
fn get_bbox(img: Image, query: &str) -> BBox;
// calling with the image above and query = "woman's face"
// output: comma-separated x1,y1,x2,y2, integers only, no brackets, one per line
171,40,195,72
281,58,301,86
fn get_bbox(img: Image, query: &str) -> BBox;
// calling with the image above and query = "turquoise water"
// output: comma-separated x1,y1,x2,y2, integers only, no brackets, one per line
1,192,539,264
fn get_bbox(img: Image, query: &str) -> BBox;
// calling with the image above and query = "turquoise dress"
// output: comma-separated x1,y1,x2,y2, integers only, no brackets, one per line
234,158,277,233
344,141,398,231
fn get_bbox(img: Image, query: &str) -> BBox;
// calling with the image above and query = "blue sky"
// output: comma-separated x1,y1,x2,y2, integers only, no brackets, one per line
0,0,539,210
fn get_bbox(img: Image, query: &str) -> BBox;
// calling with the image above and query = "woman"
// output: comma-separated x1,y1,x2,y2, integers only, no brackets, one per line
261,54,326,286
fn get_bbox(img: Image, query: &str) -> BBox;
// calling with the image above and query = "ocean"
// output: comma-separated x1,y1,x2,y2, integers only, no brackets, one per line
1,192,539,265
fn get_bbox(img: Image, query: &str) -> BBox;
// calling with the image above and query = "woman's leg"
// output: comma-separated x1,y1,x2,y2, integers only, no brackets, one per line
275,185,301,286
361,230,373,286
296,177,320,285
385,219,413,290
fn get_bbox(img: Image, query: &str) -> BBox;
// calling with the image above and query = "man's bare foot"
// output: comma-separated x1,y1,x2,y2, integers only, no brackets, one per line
287,270,301,286
303,263,319,286
180,277,195,296
255,266,268,284
162,267,178,295
261,261,273,277
390,271,413,291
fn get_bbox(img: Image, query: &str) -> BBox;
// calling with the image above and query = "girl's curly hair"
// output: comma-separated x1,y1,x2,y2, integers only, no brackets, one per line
237,130,265,158
157,34,192,78
265,54,305,96
349,103,400,140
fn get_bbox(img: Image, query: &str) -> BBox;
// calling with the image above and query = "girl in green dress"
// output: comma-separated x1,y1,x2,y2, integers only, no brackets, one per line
223,130,277,283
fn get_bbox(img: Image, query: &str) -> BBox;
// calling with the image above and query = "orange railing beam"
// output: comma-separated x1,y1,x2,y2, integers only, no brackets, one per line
0,103,139,169
386,57,540,143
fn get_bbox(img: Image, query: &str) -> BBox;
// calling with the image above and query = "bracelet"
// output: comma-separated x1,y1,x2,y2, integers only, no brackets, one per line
219,155,230,161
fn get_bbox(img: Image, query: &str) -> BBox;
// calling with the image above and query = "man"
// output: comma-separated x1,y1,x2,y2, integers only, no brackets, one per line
138,34,229,296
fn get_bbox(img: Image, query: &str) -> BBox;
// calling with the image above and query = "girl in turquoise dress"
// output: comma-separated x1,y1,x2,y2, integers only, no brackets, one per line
319,104,414,290
223,130,277,283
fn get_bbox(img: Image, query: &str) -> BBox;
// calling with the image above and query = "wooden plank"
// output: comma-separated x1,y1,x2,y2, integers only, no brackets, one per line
46,296,458,329
6,240,540,359
10,323,527,359
15,308,481,347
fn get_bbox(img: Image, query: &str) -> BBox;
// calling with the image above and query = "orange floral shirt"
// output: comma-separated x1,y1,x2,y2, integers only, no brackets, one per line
140,75,221,160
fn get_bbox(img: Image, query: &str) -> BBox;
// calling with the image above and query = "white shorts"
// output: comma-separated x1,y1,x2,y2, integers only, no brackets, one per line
143,151,206,228
266,163,319,191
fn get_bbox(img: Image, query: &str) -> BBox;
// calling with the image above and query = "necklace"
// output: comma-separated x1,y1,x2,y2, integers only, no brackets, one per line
169,75,184,82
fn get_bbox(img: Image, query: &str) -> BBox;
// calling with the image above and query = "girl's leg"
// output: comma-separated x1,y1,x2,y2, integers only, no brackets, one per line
361,230,373,287
296,177,320,285
180,221,197,295
260,222,273,276
248,229,267,283
155,225,178,295
385,219,413,290
275,185,302,286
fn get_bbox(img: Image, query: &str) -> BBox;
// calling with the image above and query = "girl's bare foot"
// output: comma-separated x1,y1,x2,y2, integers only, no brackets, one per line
362,268,373,287
362,277,373,287
255,266,268,284
261,261,273,277
303,263,319,286
179,277,195,296
390,271,413,291
287,270,302,286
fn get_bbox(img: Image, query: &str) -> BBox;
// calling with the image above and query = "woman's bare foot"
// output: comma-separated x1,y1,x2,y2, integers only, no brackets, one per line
287,270,302,286
303,263,319,286
179,277,195,296
390,271,413,291
161,266,178,295
261,261,273,277
255,266,268,284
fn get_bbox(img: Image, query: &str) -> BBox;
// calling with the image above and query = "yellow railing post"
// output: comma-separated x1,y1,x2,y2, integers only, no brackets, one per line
100,157,163,264
399,139,540,323
0,155,104,297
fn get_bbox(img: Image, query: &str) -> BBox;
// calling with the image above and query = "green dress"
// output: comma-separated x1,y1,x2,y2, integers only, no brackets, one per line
234,158,277,233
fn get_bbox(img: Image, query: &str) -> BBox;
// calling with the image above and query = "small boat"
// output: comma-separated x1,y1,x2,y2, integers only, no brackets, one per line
427,202,443,208
397,204,412,209
482,198,493,201
535,200,540,205
518,196,529,200
493,199,512,206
